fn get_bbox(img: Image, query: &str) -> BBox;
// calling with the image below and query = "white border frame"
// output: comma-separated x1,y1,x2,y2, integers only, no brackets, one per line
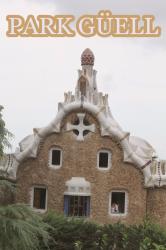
48,147,62,169
30,185,48,213
97,149,112,170
109,190,128,217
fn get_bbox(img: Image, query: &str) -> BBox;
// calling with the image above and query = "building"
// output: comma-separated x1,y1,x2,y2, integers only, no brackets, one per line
1,49,166,225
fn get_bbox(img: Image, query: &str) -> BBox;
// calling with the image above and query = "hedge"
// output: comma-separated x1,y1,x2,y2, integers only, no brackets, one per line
41,212,166,250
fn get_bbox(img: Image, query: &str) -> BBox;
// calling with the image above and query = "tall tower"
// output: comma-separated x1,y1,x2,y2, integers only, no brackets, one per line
75,48,98,103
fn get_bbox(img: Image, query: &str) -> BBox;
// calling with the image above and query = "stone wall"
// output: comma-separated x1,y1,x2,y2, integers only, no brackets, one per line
0,178,15,205
147,188,166,227
16,111,147,224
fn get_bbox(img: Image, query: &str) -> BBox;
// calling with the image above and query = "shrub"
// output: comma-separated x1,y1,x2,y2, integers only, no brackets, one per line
42,213,166,250
42,212,102,250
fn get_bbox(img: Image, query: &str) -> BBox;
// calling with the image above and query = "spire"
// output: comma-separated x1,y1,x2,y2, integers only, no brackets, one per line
62,48,109,109
81,48,95,66
74,48,98,102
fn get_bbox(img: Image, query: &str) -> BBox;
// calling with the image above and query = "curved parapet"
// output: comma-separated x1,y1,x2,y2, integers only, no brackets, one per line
1,99,159,187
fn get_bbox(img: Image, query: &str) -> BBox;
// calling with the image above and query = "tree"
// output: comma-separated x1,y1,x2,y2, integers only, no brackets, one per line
0,105,13,158
0,204,51,250
0,106,51,250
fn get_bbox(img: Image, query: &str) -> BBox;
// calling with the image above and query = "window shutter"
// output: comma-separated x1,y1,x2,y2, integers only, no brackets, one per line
64,195,69,215
86,196,90,216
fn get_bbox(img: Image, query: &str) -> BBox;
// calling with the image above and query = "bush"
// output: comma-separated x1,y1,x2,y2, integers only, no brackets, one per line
42,212,102,250
1,206,166,250
42,213,166,250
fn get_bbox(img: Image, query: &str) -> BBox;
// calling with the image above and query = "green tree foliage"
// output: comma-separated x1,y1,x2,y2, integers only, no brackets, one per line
42,212,102,250
42,213,166,250
0,105,13,158
0,108,51,250
0,203,51,250
0,178,51,250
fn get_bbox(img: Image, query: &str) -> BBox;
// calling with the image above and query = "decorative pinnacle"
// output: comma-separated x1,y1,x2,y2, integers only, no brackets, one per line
81,48,95,66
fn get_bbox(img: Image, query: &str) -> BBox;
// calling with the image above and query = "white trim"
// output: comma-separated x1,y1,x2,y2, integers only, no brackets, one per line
97,149,112,170
65,177,91,196
109,190,128,217
48,147,62,169
64,192,91,196
30,185,47,213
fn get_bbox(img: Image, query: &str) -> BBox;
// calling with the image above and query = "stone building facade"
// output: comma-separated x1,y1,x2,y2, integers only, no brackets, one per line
1,49,166,225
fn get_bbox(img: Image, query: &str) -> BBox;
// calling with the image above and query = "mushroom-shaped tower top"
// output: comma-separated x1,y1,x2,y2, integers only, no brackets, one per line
81,48,95,66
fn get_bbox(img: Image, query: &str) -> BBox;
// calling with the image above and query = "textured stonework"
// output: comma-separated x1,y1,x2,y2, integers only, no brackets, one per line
16,111,147,224
0,182,15,205
147,188,166,227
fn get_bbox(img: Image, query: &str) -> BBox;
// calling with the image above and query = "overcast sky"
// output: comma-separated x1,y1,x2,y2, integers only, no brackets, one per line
0,0,165,159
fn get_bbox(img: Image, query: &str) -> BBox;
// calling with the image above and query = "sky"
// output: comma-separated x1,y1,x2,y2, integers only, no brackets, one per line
0,0,165,159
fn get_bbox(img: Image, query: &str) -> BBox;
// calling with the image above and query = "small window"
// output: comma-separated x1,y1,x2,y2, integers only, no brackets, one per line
64,195,90,217
49,147,62,169
33,187,47,211
52,149,61,165
99,152,108,167
109,191,128,216
97,150,111,169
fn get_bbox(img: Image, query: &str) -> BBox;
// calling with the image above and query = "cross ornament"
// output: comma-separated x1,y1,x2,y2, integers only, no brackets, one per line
66,113,95,141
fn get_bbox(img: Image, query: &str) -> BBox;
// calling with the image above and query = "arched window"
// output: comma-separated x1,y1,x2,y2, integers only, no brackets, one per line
97,149,112,170
49,147,62,169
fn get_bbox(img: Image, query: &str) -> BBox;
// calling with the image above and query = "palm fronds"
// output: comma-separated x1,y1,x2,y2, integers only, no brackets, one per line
0,204,51,250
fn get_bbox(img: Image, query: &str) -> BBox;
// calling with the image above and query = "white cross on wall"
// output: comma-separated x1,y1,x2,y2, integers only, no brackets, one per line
66,113,95,141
